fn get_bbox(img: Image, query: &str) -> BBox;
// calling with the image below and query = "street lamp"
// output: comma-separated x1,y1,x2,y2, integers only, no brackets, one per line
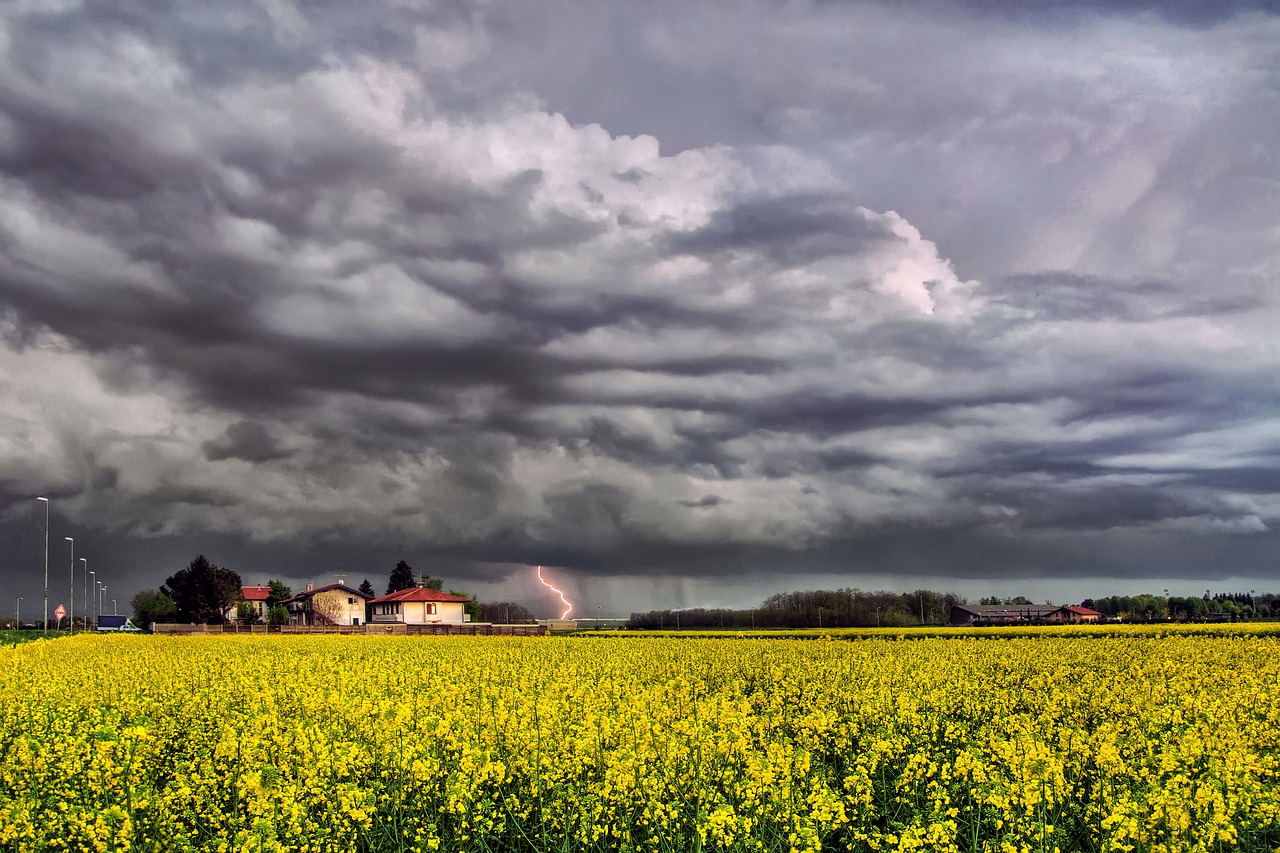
89,571,96,628
14,597,20,630
112,599,116,615
80,558,88,631
99,585,106,620
64,537,74,634
36,497,48,634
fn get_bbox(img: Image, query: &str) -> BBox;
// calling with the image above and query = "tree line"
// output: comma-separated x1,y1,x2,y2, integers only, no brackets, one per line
1083,591,1277,621
628,588,968,630
628,588,1280,630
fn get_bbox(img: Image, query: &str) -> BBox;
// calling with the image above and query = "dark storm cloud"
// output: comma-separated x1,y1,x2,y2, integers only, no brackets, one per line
672,195,903,267
1,0,1278,613
202,421,291,463
677,494,729,509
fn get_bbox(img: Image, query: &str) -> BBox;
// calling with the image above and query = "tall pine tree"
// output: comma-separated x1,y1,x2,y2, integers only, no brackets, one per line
387,561,416,595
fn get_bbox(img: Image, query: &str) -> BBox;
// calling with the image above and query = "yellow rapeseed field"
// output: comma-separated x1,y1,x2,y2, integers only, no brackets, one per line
1,633,1277,852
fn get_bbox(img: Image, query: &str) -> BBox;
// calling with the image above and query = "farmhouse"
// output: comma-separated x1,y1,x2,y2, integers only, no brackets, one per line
1048,605,1103,623
949,603,1104,625
228,585,272,622
368,588,470,625
282,583,372,627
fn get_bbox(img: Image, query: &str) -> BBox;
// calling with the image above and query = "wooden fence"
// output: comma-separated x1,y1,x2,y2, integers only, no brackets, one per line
151,622,547,636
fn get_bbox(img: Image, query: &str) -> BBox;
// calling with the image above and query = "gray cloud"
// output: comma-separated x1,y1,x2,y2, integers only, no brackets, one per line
1,0,1278,614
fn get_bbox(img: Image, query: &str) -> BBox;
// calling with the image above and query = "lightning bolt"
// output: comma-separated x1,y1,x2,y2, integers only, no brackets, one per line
535,565,574,620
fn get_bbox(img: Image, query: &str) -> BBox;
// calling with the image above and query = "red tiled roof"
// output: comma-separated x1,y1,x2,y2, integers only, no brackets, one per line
240,585,272,601
369,588,470,604
1062,605,1102,616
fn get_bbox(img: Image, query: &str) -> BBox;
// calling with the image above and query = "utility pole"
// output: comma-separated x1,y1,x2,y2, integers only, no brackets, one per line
65,537,74,634
36,497,48,633
81,558,88,631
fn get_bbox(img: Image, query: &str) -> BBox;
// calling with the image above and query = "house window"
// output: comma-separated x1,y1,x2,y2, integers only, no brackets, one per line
427,603,437,615
348,597,356,605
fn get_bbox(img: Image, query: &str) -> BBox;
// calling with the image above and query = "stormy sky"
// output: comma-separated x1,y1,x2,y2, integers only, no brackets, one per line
2,0,1278,619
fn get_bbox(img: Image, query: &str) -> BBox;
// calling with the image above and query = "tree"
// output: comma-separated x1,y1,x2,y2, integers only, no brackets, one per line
311,595,344,626
358,578,375,598
236,601,261,624
162,555,242,624
131,589,177,627
267,604,289,625
387,561,416,594
478,601,535,623
421,574,445,592
267,579,293,607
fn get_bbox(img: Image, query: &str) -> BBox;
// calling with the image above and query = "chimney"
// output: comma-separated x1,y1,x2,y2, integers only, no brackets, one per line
306,581,314,592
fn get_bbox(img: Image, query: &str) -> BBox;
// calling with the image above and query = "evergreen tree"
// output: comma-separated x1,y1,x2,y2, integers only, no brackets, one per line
358,578,375,598
420,574,444,591
387,561,416,595
267,579,293,606
162,555,242,624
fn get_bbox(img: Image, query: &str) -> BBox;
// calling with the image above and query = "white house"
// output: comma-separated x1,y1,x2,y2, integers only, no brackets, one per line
368,588,470,625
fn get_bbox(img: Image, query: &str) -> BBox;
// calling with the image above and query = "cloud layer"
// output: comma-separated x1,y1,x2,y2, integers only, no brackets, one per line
2,0,1278,609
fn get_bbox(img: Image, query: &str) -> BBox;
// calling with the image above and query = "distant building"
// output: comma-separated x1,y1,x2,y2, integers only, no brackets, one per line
228,585,272,622
368,588,470,625
949,603,1061,625
282,583,371,627
1049,605,1103,623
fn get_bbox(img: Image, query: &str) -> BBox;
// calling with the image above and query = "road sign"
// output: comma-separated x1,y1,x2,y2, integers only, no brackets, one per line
54,604,66,623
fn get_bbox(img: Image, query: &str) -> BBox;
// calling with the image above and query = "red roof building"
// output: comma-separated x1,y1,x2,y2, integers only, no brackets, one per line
228,584,274,622
368,588,470,625
1053,605,1103,623
280,583,372,627
241,585,272,602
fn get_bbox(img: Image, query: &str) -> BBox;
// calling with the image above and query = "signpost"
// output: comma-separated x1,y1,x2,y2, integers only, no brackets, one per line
53,604,65,630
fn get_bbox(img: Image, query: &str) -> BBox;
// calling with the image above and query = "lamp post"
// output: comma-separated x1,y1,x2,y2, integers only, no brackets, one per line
100,585,106,620
15,597,20,630
80,558,88,631
89,571,96,628
112,599,116,615
36,497,48,633
64,537,74,634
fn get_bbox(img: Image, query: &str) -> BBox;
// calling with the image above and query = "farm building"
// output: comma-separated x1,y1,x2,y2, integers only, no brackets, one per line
282,583,371,627
949,603,1104,625
949,603,1061,624
227,585,272,622
1048,605,1103,623
368,588,470,625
